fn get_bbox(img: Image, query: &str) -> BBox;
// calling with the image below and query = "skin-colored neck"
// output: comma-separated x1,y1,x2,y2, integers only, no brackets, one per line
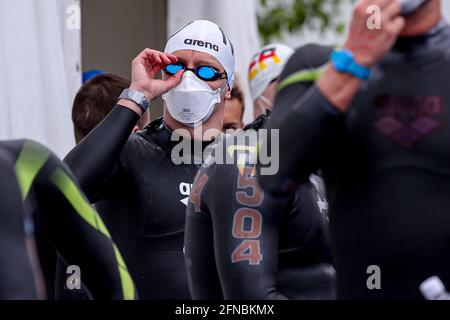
399,0,441,37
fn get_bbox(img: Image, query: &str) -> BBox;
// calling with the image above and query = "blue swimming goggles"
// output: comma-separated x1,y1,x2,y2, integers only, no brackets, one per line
163,62,228,82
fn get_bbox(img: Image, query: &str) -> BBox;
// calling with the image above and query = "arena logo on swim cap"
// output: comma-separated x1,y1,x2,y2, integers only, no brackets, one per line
184,39,219,52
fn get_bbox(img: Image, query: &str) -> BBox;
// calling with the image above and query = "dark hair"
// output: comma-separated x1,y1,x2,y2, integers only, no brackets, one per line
229,75,245,121
72,74,131,143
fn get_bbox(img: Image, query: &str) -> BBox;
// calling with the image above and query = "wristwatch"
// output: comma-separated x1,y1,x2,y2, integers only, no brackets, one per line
330,49,372,81
119,88,150,113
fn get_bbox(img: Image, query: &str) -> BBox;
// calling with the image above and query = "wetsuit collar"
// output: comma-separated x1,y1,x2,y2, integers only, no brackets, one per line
242,111,270,131
142,117,217,156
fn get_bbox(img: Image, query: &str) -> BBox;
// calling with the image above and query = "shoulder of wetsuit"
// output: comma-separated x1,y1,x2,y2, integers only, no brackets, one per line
0,139,51,163
292,177,320,206
277,44,333,97
280,43,334,81
142,117,165,134
0,142,16,165
201,129,261,186
120,118,167,155
0,139,27,156
270,44,334,120
116,118,171,174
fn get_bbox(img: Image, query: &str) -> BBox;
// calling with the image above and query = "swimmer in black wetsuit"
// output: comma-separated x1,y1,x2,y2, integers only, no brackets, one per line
0,140,135,300
258,0,450,299
64,20,236,299
185,44,336,300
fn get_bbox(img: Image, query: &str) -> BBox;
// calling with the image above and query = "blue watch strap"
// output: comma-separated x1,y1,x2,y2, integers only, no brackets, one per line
348,61,372,80
330,49,372,80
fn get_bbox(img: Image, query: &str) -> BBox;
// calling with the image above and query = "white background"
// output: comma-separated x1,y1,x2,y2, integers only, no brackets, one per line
0,0,81,157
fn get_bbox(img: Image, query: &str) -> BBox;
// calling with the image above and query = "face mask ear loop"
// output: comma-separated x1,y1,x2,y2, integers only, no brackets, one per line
256,101,266,116
214,79,229,102
221,78,229,94
259,95,273,110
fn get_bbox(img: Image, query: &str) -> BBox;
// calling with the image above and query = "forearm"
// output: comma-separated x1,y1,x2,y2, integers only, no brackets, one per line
316,64,362,112
64,104,140,201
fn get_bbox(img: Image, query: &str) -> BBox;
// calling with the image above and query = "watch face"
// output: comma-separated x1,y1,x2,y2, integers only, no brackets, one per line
135,92,148,105
332,51,370,80
130,91,141,102
121,89,149,111
334,52,352,72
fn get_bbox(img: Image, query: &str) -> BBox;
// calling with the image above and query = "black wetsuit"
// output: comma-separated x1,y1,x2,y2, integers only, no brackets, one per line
0,140,135,300
185,121,335,300
65,108,210,299
0,152,38,299
259,22,450,299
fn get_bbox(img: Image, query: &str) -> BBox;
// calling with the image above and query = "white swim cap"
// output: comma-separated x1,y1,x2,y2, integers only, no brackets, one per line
248,44,294,100
165,20,235,88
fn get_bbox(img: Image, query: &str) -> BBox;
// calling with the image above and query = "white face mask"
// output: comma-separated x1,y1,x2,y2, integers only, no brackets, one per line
162,71,226,127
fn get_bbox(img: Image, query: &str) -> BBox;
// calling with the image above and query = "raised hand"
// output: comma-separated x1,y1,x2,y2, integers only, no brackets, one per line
344,0,405,67
130,49,184,102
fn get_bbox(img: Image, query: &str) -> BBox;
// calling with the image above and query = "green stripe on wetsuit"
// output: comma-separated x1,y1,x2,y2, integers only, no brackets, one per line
14,141,50,200
49,168,135,300
278,67,325,92
14,142,135,300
